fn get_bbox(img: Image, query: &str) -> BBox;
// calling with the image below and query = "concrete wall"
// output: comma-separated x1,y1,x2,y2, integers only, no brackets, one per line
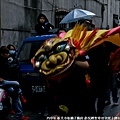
1,0,37,48
1,0,120,47
46,0,120,29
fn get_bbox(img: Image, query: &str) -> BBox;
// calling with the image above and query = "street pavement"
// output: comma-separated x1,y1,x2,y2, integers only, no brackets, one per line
7,89,120,120
103,89,120,117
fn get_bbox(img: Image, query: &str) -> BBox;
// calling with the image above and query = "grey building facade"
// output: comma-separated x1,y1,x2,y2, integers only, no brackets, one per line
0,0,120,47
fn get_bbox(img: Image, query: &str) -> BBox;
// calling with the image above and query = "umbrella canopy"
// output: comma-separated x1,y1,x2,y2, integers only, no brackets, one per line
59,9,96,24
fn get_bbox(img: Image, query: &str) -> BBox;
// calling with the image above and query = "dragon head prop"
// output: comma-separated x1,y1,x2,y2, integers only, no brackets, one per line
31,37,76,80
31,23,120,79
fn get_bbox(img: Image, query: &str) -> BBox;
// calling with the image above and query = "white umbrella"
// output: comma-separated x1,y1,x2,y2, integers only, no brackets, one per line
59,8,96,24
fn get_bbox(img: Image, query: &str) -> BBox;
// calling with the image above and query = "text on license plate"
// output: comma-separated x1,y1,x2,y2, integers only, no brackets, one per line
32,85,45,93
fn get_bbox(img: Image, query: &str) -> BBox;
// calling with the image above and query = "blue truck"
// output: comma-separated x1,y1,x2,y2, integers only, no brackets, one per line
17,34,56,111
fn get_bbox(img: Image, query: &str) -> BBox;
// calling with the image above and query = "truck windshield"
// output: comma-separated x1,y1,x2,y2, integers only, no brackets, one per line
18,41,43,63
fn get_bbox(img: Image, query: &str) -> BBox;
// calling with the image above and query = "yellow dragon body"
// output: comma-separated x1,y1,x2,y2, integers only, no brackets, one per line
31,24,120,79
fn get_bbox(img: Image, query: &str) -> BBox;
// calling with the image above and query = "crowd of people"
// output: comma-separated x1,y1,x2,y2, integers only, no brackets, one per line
0,45,29,120
45,31,120,117
0,13,55,120
0,12,120,119
39,15,120,117
33,13,119,117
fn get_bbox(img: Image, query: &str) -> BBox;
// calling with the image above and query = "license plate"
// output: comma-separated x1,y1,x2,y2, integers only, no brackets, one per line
0,102,3,110
32,85,45,93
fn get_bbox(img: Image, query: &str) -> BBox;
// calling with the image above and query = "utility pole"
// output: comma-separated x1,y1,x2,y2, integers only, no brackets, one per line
84,0,86,9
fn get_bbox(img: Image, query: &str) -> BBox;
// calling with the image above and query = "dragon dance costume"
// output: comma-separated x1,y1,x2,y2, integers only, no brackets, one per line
31,23,120,116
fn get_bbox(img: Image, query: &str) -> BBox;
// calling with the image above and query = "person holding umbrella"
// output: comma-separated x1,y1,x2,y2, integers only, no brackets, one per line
59,9,96,24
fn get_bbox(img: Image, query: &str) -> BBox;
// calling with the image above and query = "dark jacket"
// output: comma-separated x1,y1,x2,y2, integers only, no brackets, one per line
0,55,10,79
35,14,54,35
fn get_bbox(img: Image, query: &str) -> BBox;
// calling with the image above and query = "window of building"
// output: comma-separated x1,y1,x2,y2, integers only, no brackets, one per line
55,11,68,28
113,14,119,27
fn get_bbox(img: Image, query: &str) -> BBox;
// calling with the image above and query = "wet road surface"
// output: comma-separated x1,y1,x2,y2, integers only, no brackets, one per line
7,89,120,120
